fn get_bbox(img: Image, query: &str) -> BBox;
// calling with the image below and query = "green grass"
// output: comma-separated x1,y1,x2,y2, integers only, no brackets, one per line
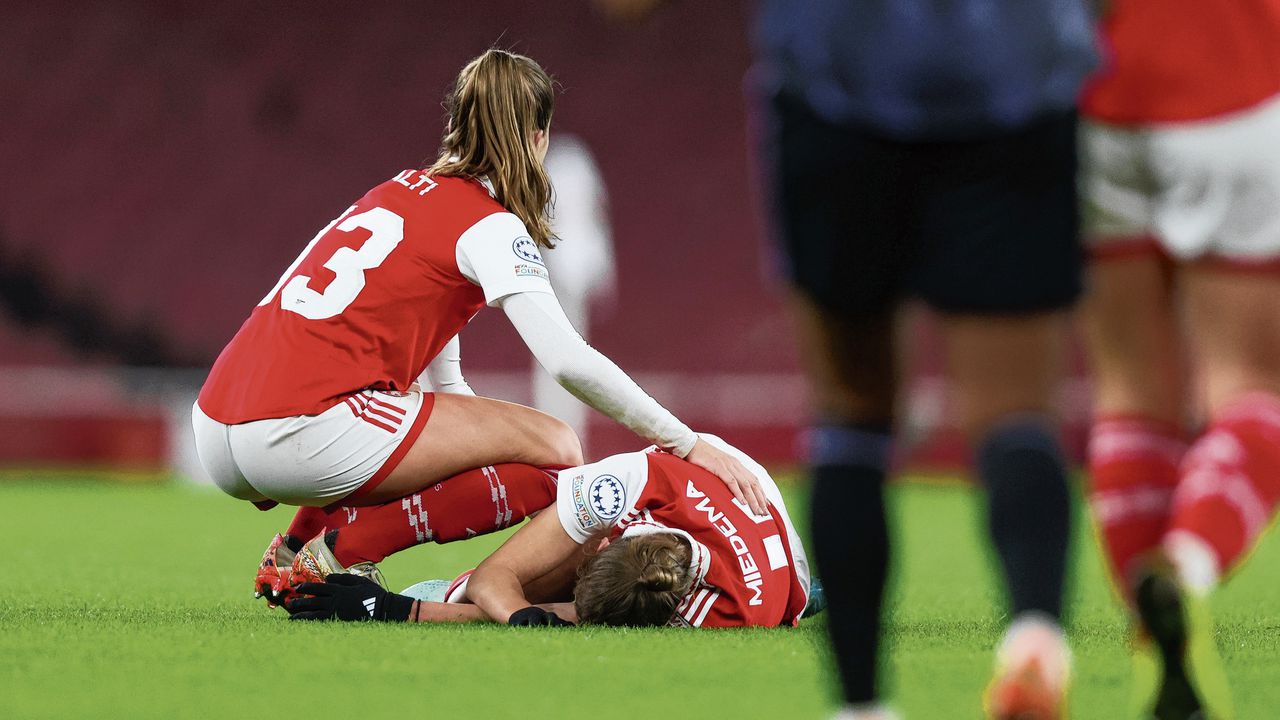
2,475,1277,719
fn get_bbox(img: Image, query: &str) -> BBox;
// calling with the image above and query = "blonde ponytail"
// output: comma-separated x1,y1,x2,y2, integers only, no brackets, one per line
639,557,684,592
429,49,558,248
574,533,696,626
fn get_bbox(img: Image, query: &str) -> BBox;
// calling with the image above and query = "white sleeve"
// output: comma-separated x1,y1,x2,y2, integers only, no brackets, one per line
455,212,555,307
555,452,650,543
421,334,474,396
499,291,698,457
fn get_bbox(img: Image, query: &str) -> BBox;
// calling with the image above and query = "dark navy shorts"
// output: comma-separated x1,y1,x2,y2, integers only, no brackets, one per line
763,92,1083,317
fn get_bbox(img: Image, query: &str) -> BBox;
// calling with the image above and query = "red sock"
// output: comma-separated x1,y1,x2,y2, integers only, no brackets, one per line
1087,415,1187,595
330,464,558,565
1168,392,1280,579
284,505,354,544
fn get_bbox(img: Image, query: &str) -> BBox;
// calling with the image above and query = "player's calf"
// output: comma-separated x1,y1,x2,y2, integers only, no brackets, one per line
1087,414,1186,602
1165,392,1280,594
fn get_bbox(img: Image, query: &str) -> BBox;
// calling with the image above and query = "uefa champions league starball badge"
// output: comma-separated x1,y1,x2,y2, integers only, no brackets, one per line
512,236,544,265
588,475,625,521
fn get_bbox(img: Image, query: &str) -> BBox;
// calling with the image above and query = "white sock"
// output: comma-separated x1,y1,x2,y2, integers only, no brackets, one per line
1164,530,1220,597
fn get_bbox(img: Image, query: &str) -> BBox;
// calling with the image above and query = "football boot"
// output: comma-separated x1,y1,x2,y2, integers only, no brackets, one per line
290,530,387,590
254,533,299,607
1132,561,1233,720
984,615,1071,720
802,577,828,619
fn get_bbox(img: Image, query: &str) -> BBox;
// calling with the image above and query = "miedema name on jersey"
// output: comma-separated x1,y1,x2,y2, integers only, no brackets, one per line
685,478,768,606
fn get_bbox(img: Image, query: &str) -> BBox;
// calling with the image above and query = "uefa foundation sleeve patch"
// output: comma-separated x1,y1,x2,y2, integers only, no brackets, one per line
572,473,598,533
555,452,651,543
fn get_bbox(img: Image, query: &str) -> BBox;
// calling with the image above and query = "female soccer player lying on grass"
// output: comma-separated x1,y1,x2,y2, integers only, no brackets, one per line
283,435,814,628
189,47,767,596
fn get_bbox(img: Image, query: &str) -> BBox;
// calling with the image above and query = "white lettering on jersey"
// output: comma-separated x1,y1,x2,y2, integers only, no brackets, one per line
259,206,405,320
393,169,439,197
279,207,405,320
258,205,356,308
686,479,765,606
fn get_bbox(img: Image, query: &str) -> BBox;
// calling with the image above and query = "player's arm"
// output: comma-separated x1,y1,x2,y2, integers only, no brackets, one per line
499,292,767,514
456,213,767,514
283,532,579,625
402,599,577,624
282,579,529,624
421,334,474,396
466,508,582,625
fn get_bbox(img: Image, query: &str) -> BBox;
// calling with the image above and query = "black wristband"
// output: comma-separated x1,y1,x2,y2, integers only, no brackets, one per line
381,592,415,622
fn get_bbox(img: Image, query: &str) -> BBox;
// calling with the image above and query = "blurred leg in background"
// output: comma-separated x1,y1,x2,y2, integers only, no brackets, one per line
1172,268,1280,595
944,313,1074,713
791,292,896,715
1081,254,1187,600
768,88,907,719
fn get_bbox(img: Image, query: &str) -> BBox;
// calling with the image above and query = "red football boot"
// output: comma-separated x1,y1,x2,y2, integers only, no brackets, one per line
254,533,298,608
984,616,1072,720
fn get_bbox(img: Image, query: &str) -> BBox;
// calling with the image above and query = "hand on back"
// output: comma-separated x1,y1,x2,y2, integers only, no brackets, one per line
684,438,769,516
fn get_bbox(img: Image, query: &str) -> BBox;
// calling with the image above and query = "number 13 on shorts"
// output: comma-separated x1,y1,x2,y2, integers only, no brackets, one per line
258,205,406,320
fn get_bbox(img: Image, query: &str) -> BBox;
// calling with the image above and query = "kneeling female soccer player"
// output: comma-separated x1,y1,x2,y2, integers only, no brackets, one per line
285,435,813,628
188,47,766,599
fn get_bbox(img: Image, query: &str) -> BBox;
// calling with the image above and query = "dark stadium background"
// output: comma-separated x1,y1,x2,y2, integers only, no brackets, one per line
0,1,1089,475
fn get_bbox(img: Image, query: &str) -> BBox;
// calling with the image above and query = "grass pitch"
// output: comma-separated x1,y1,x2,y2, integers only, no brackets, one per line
2,474,1278,719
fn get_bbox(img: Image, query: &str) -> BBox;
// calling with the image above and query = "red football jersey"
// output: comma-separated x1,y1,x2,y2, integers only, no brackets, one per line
198,171,553,424
1082,0,1280,123
556,436,810,628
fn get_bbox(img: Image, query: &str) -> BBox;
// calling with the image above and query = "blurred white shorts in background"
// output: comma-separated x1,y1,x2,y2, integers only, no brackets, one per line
1082,92,1280,265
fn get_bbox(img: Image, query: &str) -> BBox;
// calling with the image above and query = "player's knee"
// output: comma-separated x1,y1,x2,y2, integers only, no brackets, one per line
541,417,584,467
1203,365,1280,415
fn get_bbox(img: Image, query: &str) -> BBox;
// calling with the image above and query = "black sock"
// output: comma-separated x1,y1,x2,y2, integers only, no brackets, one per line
808,423,892,705
977,418,1071,620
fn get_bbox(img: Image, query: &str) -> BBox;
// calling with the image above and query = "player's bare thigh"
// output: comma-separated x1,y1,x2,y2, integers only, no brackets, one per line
1181,265,1280,414
357,394,583,505
1080,254,1187,424
940,311,1068,440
